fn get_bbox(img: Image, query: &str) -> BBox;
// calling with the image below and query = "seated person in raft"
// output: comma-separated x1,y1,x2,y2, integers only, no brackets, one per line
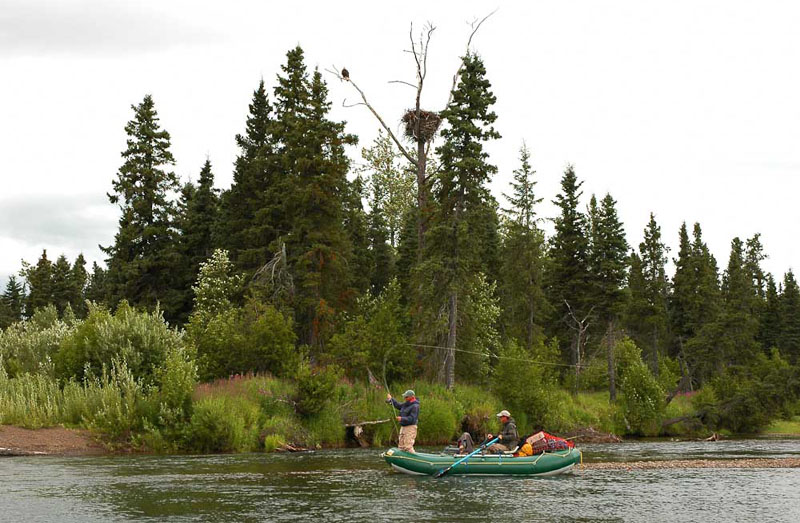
486,410,519,453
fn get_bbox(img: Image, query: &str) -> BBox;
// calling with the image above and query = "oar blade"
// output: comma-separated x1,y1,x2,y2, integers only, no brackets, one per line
433,466,452,478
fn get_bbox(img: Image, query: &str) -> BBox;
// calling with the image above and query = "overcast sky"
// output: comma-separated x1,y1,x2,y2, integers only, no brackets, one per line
2,0,799,287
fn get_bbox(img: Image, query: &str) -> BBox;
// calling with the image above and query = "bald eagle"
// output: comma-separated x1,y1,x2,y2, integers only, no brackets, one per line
341,67,350,80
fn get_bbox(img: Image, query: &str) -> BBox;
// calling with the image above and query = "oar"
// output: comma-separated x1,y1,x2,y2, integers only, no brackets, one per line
434,437,499,478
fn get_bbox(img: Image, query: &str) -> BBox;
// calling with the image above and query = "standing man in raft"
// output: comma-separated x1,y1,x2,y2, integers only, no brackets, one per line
386,390,419,453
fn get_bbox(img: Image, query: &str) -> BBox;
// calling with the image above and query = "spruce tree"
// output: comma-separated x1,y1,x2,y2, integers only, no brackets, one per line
548,165,591,364
176,159,220,323
689,223,721,332
0,276,25,328
688,237,760,381
420,53,500,388
50,254,73,315
670,222,694,346
218,80,279,274
69,254,88,317
637,213,671,373
587,193,628,399
778,270,800,363
343,174,372,295
759,273,781,350
368,176,395,295
21,249,54,316
500,144,548,351
102,94,182,321
271,49,357,347
84,262,109,304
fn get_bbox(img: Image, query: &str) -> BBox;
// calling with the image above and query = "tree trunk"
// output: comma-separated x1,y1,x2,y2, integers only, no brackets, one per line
445,291,457,389
607,320,617,402
652,325,659,376
415,134,428,259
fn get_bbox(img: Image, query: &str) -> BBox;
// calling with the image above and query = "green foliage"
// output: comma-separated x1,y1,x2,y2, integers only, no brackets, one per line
295,364,341,417
614,338,665,435
190,249,244,321
184,396,260,453
190,298,298,381
419,396,460,444
419,53,501,387
102,94,183,323
710,349,798,433
327,279,412,382
55,302,184,384
0,306,74,377
491,340,559,430
83,359,149,441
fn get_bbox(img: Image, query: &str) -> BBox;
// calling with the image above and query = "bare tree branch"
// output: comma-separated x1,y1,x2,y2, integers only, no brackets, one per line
342,99,366,108
326,65,418,167
388,80,418,89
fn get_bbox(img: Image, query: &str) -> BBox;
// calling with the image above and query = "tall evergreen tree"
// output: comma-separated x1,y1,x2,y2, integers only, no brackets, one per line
624,214,670,373
778,270,800,363
670,222,694,346
367,176,395,296
84,262,109,304
0,276,25,328
500,144,548,351
719,238,761,364
176,159,220,323
548,165,591,364
102,94,182,321
759,273,781,350
68,254,88,317
587,193,629,399
343,174,372,296
218,80,279,274
420,53,500,388
270,49,357,348
21,249,54,316
50,255,73,315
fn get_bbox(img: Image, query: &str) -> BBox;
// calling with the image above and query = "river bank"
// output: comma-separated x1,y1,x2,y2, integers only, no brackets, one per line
0,425,105,456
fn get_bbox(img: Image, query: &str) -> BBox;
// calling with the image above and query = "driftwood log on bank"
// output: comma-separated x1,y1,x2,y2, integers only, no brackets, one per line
584,458,800,470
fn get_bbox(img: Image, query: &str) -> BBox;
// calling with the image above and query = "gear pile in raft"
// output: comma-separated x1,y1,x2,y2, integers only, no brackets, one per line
382,431,581,476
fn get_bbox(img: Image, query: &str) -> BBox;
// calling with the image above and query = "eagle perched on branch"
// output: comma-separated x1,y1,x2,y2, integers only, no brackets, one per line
341,67,350,81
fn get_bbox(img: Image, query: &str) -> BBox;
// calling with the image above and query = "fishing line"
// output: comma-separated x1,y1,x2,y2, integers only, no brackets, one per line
403,342,581,368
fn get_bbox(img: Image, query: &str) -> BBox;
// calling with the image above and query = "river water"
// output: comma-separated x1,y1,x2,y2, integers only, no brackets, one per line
2,440,799,522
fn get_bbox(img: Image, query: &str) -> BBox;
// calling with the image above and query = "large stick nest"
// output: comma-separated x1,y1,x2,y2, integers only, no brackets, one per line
402,109,442,142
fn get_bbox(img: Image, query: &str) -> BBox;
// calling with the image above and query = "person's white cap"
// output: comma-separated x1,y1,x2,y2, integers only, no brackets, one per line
496,410,511,418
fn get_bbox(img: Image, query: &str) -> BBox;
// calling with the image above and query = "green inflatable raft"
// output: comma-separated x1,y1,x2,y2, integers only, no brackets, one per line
381,447,582,476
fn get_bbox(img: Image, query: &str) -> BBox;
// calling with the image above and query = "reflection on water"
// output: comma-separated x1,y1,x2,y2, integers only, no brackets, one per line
1,440,799,522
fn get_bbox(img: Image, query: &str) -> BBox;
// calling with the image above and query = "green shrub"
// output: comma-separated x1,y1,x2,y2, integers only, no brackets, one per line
83,359,151,441
55,302,184,384
185,396,260,453
305,408,345,447
614,338,665,435
189,299,298,381
418,396,459,444
0,307,75,377
491,340,556,431
296,364,342,417
710,349,798,433
327,280,413,383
